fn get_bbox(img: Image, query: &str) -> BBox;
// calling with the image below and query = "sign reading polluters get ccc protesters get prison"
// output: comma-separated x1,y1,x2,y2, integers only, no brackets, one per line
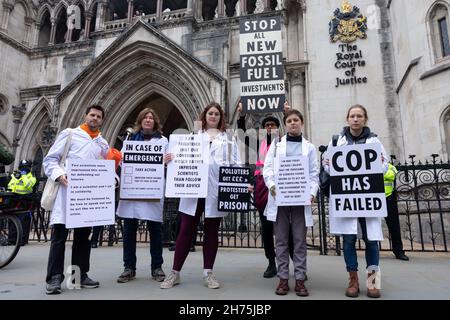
240,16,285,114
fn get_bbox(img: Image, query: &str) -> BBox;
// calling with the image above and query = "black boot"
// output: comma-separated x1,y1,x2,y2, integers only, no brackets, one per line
263,260,277,278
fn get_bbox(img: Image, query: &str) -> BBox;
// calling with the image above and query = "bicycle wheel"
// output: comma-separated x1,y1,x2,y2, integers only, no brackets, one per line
0,214,23,268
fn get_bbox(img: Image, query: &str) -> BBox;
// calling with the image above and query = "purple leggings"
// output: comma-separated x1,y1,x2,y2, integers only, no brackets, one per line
172,198,222,271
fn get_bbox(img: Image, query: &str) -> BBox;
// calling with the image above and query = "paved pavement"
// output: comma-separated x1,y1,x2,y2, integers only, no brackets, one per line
1,242,449,300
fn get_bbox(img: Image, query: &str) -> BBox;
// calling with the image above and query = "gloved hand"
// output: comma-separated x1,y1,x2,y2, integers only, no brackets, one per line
13,170,21,179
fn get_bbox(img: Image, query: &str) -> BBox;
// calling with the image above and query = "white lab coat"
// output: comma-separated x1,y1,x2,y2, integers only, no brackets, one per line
324,134,388,241
178,132,241,218
116,136,168,222
263,136,319,226
43,127,109,225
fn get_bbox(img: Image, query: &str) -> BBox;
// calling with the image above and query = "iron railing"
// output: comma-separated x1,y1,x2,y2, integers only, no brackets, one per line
27,155,450,254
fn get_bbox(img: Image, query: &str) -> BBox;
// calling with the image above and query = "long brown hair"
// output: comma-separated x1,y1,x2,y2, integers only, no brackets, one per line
133,108,162,133
199,102,226,132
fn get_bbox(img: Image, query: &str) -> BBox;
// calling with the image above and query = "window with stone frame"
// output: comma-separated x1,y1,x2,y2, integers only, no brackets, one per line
429,3,450,61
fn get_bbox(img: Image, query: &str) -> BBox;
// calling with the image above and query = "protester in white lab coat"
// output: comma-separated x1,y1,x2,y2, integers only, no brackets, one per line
263,109,319,297
43,105,109,295
116,108,169,284
323,104,388,299
161,102,244,290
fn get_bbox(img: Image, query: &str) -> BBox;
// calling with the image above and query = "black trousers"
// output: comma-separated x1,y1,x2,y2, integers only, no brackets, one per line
46,224,91,282
258,208,293,262
385,193,404,255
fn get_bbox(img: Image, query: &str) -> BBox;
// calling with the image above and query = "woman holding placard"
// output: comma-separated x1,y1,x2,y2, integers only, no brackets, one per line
160,102,242,290
116,108,169,284
263,109,319,297
323,104,388,298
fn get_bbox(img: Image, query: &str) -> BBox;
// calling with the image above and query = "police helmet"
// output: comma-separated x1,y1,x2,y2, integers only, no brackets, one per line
19,159,32,171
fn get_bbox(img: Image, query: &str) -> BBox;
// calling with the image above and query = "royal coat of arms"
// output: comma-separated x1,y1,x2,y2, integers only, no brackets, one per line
329,1,368,43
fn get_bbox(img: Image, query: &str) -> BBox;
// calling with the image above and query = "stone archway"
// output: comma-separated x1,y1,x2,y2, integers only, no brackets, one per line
112,93,188,150
56,29,225,143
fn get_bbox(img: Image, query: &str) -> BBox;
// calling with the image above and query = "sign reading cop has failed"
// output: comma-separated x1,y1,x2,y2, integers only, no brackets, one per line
240,16,285,114
329,144,387,218
275,156,310,206
165,134,209,198
120,140,166,199
218,166,251,212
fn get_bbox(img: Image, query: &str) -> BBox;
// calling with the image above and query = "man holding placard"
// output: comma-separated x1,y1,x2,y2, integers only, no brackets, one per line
43,105,110,295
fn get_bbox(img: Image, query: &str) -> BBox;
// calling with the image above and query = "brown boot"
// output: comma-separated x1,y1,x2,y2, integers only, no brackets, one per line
275,278,289,295
366,270,381,298
345,271,359,297
295,279,309,297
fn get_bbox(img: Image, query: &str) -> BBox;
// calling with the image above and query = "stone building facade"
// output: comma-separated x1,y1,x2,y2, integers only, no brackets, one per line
0,0,449,175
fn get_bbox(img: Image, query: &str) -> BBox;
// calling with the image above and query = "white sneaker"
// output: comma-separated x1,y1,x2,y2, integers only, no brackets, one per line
160,271,180,289
203,271,220,289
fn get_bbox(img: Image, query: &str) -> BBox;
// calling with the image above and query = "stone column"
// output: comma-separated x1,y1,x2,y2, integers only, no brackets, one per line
65,23,74,43
263,0,271,11
187,0,193,14
217,0,225,17
127,0,134,23
156,0,163,19
287,68,306,129
96,0,107,31
11,104,26,158
32,22,40,47
240,0,247,16
23,17,34,45
1,2,13,31
48,17,56,45
84,12,92,39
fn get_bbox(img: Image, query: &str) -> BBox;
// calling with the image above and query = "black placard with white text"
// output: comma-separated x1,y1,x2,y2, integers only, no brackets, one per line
217,166,251,212
329,144,387,218
240,16,285,114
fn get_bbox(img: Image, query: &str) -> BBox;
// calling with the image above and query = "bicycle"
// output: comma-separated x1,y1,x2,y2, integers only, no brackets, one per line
0,192,37,268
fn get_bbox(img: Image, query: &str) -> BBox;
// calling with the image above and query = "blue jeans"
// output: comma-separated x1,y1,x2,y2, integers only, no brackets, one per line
122,218,163,271
343,218,379,272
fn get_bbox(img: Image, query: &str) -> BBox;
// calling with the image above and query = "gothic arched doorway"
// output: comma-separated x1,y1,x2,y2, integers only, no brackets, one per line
112,93,188,150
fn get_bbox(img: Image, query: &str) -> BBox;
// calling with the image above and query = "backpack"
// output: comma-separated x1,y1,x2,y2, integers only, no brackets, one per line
319,135,339,197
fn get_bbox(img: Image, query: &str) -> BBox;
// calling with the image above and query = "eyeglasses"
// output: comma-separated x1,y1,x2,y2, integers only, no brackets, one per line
264,122,277,128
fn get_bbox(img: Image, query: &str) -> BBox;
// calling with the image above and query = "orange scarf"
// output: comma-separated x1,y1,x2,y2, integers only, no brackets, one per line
80,123,100,139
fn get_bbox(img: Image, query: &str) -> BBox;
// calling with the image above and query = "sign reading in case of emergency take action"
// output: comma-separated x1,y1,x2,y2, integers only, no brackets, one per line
329,143,387,218
165,134,209,198
66,159,115,228
120,140,166,200
240,16,285,114
217,166,251,212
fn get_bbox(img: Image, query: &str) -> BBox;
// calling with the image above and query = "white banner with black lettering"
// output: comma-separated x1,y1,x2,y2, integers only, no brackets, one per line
165,134,209,198
66,159,115,228
275,155,310,206
240,16,285,114
329,143,387,218
217,166,251,212
120,140,166,199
